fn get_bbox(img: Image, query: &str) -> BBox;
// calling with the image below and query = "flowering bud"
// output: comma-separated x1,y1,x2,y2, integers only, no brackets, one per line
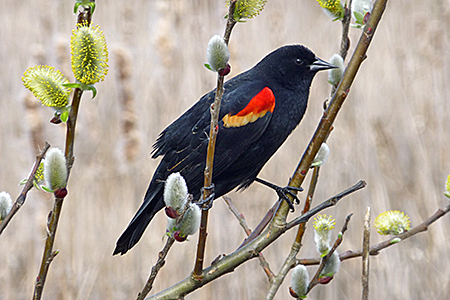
228,0,267,21
316,0,344,20
313,214,335,255
311,143,330,167
71,22,109,85
0,192,12,221
290,264,309,298
374,210,410,235
175,203,201,239
22,65,71,108
44,148,68,192
206,35,230,73
351,0,373,25
320,250,341,280
328,54,345,86
163,173,188,213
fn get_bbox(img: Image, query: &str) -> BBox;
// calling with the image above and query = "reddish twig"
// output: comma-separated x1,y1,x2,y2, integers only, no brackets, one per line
193,0,237,277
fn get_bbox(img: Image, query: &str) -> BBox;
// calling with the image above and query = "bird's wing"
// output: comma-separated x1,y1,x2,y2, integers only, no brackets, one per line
154,81,276,192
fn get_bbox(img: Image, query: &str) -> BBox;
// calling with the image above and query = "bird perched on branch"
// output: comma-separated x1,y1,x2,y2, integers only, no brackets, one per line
114,45,335,255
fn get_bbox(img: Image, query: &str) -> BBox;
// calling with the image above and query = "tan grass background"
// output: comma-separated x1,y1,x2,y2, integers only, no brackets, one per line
1,0,450,299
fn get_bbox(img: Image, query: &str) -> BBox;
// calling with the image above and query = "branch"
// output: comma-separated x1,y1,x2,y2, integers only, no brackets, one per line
32,6,93,300
286,180,366,230
298,204,450,265
193,0,237,277
146,182,364,299
0,142,50,235
137,237,176,300
264,167,320,300
223,195,274,280
278,0,389,221
362,207,371,300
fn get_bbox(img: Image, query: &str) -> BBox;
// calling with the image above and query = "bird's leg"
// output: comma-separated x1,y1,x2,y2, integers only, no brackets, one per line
197,183,215,210
255,178,303,212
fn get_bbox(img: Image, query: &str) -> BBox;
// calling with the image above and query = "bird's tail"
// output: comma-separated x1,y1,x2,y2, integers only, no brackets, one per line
113,182,165,255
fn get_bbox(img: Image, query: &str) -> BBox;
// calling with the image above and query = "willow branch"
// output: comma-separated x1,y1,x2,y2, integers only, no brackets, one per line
298,204,450,266
146,181,363,299
361,207,371,300
264,167,320,300
193,0,237,277
223,195,274,280
137,237,176,300
0,142,50,235
32,6,93,300
277,0,389,221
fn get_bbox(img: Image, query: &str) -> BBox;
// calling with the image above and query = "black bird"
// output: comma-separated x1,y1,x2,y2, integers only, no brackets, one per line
114,45,335,255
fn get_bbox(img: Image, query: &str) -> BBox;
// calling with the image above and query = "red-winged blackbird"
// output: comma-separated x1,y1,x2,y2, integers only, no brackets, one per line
114,45,335,255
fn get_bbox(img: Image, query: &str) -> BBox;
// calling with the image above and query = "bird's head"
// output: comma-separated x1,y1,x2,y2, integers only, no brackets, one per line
256,45,336,88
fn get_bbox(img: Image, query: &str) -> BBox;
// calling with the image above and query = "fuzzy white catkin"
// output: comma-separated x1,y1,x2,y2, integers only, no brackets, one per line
291,264,309,298
351,0,373,20
320,250,341,277
177,203,201,237
44,148,67,191
206,35,230,72
163,173,188,212
311,143,330,167
314,228,332,254
0,191,12,220
328,54,345,86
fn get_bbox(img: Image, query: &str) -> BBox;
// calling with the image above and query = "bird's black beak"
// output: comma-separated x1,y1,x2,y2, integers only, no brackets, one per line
309,57,337,72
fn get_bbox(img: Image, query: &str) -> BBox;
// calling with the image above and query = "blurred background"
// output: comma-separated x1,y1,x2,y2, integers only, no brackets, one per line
1,0,450,299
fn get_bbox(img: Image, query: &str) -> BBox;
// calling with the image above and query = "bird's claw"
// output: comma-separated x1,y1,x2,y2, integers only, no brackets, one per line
254,178,303,212
197,184,215,210
275,186,302,212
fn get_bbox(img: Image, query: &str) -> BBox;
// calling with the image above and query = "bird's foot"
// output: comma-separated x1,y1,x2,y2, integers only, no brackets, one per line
255,178,303,212
197,184,215,210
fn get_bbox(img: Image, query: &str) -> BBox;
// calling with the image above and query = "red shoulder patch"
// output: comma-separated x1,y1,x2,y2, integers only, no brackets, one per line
222,87,275,128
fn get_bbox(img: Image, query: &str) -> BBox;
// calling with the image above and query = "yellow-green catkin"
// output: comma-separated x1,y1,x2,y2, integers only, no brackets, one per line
374,210,410,235
71,22,109,85
317,0,344,19
22,66,70,107
228,0,267,21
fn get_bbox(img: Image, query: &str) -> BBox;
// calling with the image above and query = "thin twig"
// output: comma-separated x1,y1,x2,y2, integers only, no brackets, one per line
193,0,237,277
239,200,279,248
264,167,320,300
306,213,352,294
362,206,371,300
222,195,274,280
32,6,93,300
286,180,366,230
137,237,176,300
298,204,450,266
0,142,50,235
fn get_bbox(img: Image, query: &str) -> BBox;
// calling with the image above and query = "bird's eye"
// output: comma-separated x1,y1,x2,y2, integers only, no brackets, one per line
295,58,304,66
